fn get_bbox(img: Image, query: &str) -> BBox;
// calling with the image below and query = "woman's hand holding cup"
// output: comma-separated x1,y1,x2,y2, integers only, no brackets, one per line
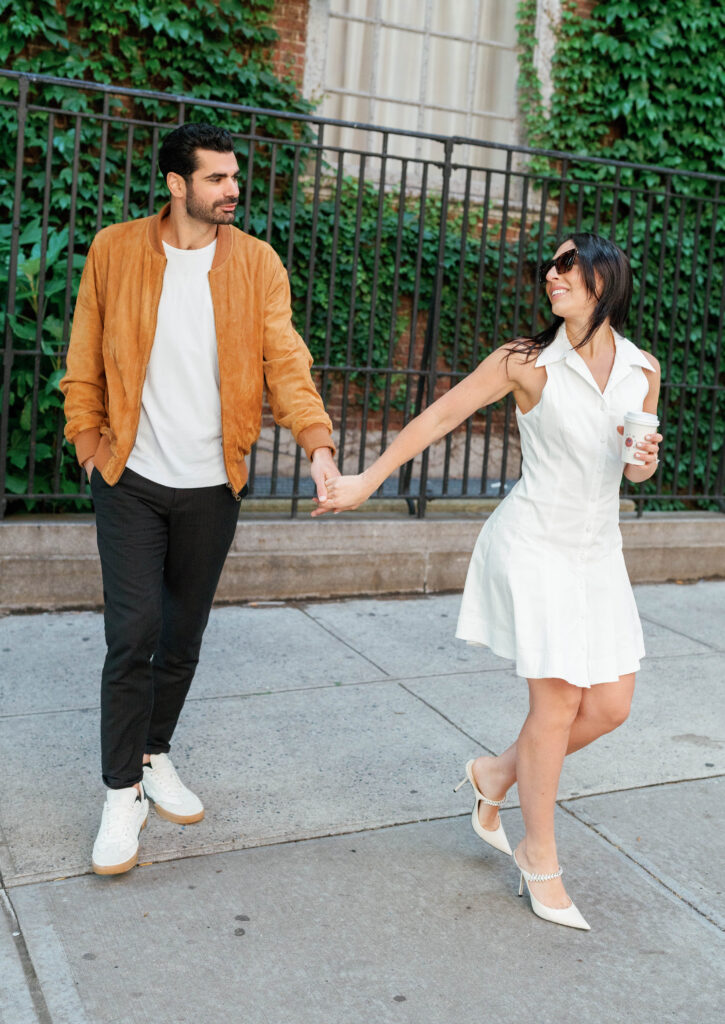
618,411,662,467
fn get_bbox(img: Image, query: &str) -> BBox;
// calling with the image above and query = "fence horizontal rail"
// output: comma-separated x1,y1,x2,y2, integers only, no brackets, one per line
3,68,725,183
2,70,725,519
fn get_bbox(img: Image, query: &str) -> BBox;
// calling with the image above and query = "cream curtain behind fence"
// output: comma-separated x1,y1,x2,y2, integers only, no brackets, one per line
320,0,519,174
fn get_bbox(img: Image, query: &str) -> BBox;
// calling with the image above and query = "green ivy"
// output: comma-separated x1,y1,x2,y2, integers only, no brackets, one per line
3,1,724,511
0,0,315,509
546,0,725,176
1,0,537,511
516,0,725,507
0,0,313,223
0,0,293,100
280,183,542,412
516,0,548,155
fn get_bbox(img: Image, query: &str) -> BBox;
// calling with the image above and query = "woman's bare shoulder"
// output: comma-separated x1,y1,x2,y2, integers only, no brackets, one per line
639,349,661,374
496,338,541,380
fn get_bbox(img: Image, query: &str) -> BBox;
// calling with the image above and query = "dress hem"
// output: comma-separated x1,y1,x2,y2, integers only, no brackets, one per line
456,627,643,689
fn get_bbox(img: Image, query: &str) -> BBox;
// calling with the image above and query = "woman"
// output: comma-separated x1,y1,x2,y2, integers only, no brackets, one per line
314,233,662,931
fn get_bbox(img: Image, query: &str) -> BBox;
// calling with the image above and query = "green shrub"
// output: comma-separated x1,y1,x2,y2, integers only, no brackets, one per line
0,0,314,509
3,0,724,511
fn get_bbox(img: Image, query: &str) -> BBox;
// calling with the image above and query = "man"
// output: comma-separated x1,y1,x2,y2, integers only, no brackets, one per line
61,123,338,875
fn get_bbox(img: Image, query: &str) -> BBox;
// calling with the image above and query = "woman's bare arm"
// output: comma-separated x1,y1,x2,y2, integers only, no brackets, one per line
622,352,662,482
313,345,535,514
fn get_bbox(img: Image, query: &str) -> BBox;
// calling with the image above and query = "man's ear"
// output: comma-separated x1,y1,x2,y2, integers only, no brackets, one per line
166,171,186,199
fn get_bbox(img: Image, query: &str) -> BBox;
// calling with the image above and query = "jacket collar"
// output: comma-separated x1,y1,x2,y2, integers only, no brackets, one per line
535,322,653,395
147,202,233,268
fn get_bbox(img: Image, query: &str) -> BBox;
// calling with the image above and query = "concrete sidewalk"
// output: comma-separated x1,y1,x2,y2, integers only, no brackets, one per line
1,583,723,1023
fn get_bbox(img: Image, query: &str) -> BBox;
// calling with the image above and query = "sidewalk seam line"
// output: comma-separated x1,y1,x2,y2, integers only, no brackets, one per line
3,812,478,888
295,606,391,676
561,773,725,802
638,613,722,651
397,681,497,754
0,814,20,887
1,887,54,1024
0,666,499,721
560,803,725,933
0,651,716,722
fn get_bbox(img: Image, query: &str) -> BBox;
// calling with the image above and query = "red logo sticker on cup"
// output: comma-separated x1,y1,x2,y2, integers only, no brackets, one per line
625,437,633,447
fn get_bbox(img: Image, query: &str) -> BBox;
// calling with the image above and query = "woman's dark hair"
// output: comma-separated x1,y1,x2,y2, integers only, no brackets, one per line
510,232,633,360
158,123,234,180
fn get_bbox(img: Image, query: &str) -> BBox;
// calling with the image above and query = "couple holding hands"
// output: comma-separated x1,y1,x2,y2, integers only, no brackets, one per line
62,123,661,933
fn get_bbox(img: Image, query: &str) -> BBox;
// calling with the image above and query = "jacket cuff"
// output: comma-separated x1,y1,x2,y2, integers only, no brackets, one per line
71,427,102,465
299,424,336,460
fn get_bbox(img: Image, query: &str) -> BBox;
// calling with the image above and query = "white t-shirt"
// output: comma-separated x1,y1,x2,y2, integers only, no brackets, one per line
126,238,228,488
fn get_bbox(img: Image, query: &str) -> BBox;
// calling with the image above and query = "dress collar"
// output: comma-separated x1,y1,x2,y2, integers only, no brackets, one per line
535,323,653,395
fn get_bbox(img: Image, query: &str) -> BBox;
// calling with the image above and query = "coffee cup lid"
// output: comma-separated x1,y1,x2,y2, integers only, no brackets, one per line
623,411,659,426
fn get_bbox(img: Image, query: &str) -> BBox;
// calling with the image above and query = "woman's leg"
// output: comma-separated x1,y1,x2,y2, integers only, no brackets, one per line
511,678,583,908
473,672,635,831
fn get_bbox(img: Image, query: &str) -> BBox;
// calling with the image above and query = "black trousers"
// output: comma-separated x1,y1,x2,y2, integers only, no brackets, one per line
91,467,241,789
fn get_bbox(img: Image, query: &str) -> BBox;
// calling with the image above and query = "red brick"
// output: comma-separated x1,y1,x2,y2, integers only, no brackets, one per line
268,0,310,89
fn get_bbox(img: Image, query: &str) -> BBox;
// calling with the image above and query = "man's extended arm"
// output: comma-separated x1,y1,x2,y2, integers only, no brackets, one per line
261,253,339,500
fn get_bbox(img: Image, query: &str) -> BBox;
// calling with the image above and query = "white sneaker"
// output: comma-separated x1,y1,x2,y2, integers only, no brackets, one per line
142,753,204,824
92,785,149,875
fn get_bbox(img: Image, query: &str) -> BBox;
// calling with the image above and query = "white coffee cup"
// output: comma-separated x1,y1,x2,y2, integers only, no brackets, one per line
621,411,659,464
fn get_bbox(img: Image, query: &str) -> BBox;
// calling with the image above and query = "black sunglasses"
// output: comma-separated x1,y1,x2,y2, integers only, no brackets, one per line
538,248,578,284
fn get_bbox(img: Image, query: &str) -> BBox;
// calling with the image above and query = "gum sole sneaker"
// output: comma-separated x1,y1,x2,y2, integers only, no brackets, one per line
92,785,149,876
142,753,204,824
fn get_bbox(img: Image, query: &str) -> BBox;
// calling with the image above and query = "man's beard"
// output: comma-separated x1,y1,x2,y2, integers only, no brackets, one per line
185,186,237,224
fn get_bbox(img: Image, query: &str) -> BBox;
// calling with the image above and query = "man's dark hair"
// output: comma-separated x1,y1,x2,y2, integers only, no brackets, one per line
158,123,234,180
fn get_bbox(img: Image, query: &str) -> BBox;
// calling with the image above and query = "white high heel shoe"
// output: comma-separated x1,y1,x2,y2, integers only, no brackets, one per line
454,759,512,856
513,851,590,931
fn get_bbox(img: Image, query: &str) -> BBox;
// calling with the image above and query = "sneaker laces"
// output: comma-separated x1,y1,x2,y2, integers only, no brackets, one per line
102,793,142,842
149,757,185,795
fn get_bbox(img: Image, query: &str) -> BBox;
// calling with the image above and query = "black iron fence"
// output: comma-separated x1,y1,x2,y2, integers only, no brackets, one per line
2,70,725,518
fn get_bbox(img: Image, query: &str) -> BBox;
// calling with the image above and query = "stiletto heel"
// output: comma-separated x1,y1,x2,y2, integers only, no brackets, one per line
513,851,590,931
454,759,512,856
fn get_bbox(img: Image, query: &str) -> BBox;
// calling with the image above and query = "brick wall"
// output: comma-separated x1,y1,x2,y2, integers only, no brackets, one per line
268,0,309,90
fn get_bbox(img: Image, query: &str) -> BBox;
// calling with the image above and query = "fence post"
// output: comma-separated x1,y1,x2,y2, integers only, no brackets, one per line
402,137,454,518
1,69,725,517
0,75,28,519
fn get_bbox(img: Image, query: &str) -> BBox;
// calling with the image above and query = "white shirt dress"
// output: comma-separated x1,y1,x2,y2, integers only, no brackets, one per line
455,325,655,688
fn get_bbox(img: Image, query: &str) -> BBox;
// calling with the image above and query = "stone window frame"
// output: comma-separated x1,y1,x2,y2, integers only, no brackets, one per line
303,0,561,173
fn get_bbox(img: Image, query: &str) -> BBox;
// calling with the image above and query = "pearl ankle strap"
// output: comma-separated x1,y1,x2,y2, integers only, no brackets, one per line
527,866,563,882
478,793,506,807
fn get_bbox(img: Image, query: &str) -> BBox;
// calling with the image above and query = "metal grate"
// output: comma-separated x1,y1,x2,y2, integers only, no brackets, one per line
1,70,724,519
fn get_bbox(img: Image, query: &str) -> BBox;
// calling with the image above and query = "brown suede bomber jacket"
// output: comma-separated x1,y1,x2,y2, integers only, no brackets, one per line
61,204,334,495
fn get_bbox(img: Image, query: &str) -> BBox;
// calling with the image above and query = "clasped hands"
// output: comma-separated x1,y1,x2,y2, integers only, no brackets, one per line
311,470,370,516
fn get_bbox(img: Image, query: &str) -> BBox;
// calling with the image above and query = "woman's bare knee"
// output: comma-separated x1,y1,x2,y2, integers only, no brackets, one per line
599,695,632,732
528,677,583,731
578,675,635,735
579,702,630,737
615,688,633,725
